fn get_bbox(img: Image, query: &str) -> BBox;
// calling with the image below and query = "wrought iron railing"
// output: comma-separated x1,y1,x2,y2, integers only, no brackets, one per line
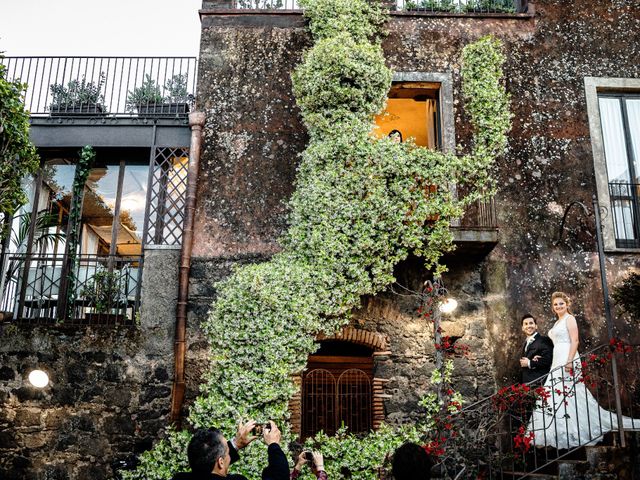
230,0,528,12
0,56,197,118
609,182,640,249
0,253,142,326
441,343,640,479
395,0,525,13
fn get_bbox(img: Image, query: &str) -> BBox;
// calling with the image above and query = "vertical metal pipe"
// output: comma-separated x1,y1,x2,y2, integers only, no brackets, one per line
593,194,626,447
170,111,206,424
109,160,126,259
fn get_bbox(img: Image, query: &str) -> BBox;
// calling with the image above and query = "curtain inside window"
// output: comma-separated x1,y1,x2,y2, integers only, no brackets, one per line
625,98,640,183
599,97,630,183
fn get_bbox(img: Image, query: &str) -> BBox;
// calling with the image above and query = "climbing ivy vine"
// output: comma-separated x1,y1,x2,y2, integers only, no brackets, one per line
64,145,96,321
0,60,39,218
125,0,511,478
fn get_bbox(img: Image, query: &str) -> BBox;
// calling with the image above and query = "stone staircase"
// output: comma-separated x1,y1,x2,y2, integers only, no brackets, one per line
503,432,639,479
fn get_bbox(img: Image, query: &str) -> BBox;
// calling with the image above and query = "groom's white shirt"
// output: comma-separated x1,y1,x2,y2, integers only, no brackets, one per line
524,332,539,367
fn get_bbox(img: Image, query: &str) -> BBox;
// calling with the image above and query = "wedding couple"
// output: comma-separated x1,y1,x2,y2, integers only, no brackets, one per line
519,291,637,449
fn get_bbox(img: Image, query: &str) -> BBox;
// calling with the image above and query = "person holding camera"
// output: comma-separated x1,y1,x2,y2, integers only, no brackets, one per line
172,420,288,480
290,451,327,480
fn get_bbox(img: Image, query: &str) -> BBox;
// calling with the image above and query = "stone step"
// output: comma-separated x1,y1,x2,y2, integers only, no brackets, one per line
501,471,559,480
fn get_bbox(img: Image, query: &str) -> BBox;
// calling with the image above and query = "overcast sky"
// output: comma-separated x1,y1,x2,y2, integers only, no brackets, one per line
0,0,202,56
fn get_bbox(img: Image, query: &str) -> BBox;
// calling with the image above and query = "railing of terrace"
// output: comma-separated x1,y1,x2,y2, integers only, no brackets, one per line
0,253,142,326
394,0,526,13
230,0,528,12
440,343,640,479
0,56,197,117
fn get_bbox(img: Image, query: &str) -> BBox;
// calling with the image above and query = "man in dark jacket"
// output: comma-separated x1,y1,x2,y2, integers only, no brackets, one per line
172,420,289,480
519,314,554,385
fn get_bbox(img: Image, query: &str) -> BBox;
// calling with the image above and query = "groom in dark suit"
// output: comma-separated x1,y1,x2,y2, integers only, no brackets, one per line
519,314,553,385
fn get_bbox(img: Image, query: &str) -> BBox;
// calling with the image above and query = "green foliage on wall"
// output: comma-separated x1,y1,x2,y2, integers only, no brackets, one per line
612,271,640,321
124,0,511,478
64,146,96,321
0,60,39,218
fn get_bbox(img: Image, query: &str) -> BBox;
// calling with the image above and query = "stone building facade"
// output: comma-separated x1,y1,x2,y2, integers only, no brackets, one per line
1,1,639,478
188,0,640,426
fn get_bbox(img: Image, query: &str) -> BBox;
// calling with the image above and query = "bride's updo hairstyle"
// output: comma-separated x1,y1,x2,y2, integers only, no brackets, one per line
551,291,573,316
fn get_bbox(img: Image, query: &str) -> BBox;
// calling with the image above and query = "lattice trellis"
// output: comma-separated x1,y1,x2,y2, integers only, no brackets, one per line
144,147,189,246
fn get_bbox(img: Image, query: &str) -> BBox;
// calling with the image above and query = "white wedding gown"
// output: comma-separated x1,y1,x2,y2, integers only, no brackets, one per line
527,314,638,448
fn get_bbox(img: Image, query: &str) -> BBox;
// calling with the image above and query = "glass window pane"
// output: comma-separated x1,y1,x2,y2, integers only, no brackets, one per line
41,159,76,256
599,97,630,183
7,176,37,254
116,164,149,256
82,163,121,256
625,98,640,183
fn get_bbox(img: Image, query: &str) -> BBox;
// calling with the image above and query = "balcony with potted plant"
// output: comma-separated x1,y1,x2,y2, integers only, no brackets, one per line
49,74,107,116
126,73,192,117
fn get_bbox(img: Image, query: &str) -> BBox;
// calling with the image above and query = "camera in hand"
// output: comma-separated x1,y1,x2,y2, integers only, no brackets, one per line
252,422,272,436
303,451,315,467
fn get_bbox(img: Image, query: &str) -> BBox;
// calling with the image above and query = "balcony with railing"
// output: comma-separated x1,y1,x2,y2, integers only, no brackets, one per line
452,196,499,246
0,254,142,326
609,182,640,249
224,0,529,13
0,56,197,119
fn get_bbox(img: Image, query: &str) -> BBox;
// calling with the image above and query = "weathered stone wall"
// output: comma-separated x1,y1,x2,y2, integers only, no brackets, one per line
0,248,179,479
189,0,640,427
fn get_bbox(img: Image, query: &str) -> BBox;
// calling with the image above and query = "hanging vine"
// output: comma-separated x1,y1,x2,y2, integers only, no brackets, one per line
125,0,511,477
64,145,95,321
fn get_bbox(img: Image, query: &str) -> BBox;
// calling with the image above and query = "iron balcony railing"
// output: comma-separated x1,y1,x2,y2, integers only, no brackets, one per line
0,253,142,326
442,343,640,479
230,0,528,12
0,56,197,118
609,182,640,249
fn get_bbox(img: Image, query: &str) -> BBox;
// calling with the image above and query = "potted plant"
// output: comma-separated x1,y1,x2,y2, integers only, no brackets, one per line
403,0,456,11
464,0,515,13
49,74,106,116
126,73,191,117
80,267,127,324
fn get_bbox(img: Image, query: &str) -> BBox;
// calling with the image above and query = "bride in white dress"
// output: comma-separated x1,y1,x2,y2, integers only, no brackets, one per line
527,291,638,448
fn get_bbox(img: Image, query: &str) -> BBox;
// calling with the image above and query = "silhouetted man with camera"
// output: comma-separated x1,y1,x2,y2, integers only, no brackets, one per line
172,420,288,480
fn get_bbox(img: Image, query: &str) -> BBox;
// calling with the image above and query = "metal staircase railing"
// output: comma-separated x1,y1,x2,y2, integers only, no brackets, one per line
441,342,640,479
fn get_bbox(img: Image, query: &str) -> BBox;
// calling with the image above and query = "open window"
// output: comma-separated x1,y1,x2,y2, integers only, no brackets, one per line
374,81,442,150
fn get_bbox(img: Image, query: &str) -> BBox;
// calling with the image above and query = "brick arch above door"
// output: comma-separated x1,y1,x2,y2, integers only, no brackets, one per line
317,326,388,351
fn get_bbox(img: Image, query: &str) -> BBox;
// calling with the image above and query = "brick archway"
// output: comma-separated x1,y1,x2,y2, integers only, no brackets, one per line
317,326,388,351
289,327,391,437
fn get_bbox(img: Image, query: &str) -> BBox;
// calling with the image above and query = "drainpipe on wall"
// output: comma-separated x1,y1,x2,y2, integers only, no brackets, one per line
170,111,206,425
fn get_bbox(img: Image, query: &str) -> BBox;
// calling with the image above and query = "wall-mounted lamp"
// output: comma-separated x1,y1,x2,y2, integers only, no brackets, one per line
28,369,49,388
439,298,458,314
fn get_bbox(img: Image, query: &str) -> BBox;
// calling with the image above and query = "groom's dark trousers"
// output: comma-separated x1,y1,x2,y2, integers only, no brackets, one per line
512,333,554,431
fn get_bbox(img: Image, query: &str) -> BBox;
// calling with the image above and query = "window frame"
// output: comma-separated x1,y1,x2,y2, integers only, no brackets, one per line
392,72,455,154
585,77,640,252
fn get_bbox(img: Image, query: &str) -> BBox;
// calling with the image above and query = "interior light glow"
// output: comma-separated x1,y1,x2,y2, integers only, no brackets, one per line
28,369,49,388
439,298,458,314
